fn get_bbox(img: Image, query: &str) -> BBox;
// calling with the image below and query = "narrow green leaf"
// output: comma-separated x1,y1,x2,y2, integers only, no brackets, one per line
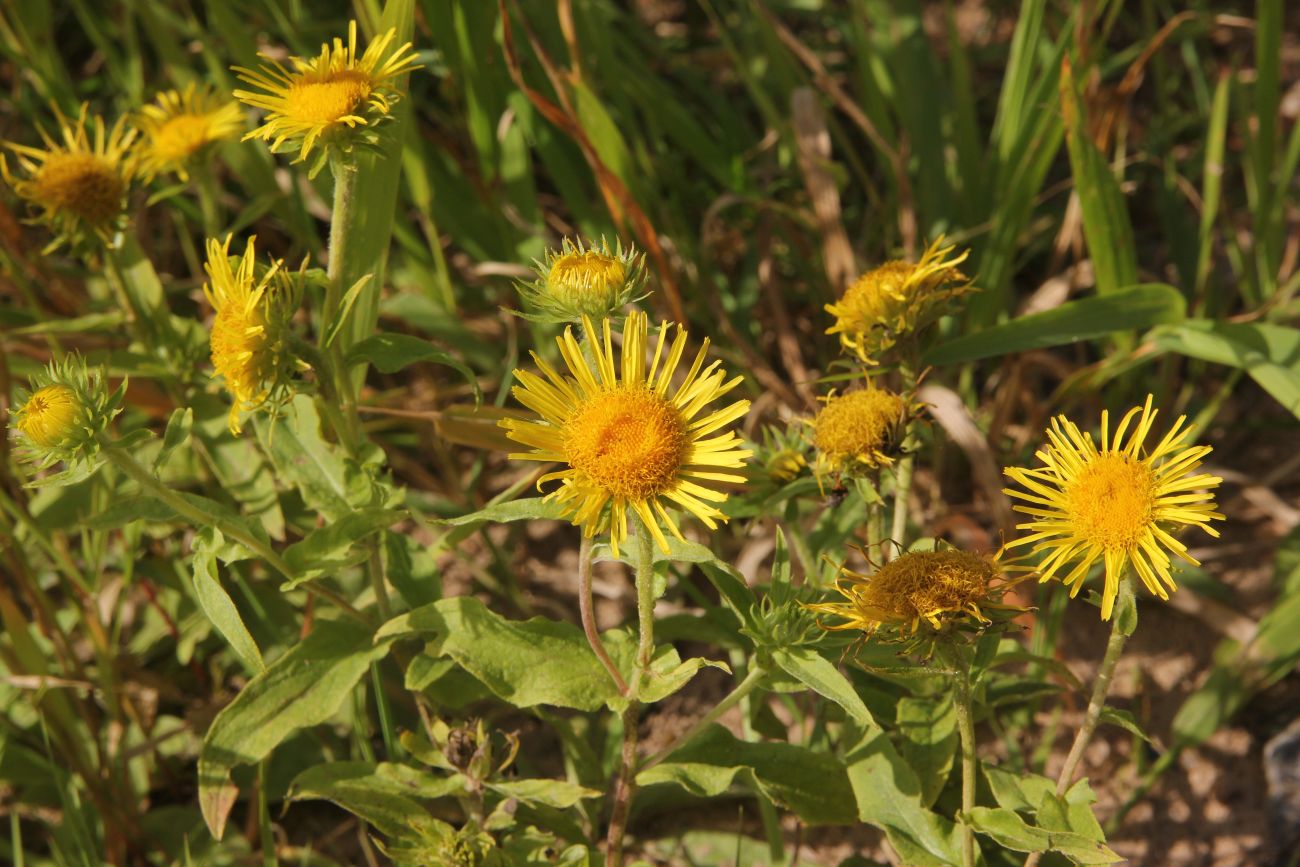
770,647,875,728
152,408,193,473
966,807,1121,863
191,529,265,676
288,762,459,839
486,779,601,809
895,695,958,808
281,507,404,588
436,498,567,527
346,332,480,399
1150,320,1300,418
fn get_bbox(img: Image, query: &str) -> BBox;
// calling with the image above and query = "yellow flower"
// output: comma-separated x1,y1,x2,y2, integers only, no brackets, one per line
807,548,1018,638
233,20,420,169
135,84,244,181
502,310,751,556
203,236,301,434
825,238,971,363
1003,395,1224,620
16,384,82,449
2,105,135,250
811,387,908,480
516,237,648,323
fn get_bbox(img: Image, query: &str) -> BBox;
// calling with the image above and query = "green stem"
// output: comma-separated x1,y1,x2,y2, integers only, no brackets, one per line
889,452,915,557
191,162,223,238
951,655,979,867
641,663,767,770
578,535,629,696
258,758,276,867
605,519,659,866
321,159,362,450
99,439,369,625
1023,579,1134,867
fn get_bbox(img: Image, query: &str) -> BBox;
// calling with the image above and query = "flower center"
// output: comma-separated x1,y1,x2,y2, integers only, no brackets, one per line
210,307,271,403
813,388,904,458
285,70,373,125
563,385,689,500
868,550,994,620
33,153,123,223
18,384,80,448
843,261,913,320
1065,452,1156,549
152,114,214,162
548,252,626,303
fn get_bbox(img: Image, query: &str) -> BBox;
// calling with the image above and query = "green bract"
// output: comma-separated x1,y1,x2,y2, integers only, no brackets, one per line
513,236,648,323
11,354,123,481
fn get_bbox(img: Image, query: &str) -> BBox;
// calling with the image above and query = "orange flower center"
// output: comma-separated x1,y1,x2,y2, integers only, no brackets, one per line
285,70,373,125
1065,452,1156,549
563,385,688,499
32,152,123,224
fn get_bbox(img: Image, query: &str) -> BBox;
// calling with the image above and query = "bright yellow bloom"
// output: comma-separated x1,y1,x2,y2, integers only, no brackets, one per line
807,549,1018,638
135,84,244,181
233,20,420,168
812,387,908,480
1003,396,1224,620
203,236,300,434
517,237,647,323
502,311,751,556
16,384,82,449
2,105,135,250
825,238,971,363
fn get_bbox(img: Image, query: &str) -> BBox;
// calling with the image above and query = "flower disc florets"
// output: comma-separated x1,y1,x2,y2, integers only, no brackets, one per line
233,20,421,175
811,386,908,481
11,355,123,474
825,238,971,364
2,105,136,253
203,235,304,434
806,547,1024,641
135,84,244,181
515,237,648,323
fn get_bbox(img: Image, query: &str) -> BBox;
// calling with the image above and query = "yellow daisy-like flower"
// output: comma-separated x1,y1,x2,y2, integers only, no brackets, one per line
807,548,1019,638
1003,395,1224,620
233,20,421,169
135,84,244,181
825,238,971,364
16,384,82,449
811,386,908,481
502,310,752,556
203,236,301,435
2,105,136,251
516,237,648,323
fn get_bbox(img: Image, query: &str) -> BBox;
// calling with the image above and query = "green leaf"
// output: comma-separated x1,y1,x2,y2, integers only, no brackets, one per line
190,530,265,676
436,498,567,527
1098,707,1152,744
199,619,392,839
281,507,404,588
770,646,874,727
83,496,179,530
844,726,963,867
486,779,601,809
377,597,625,711
1150,319,1300,418
923,284,1185,366
288,761,459,839
966,807,1121,863
346,332,480,399
984,767,1105,842
637,725,856,825
152,407,193,473
256,396,372,519
895,695,958,808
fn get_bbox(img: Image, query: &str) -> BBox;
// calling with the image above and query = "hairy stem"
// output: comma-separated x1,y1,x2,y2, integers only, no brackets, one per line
605,520,659,865
1023,579,1134,867
641,663,767,770
951,656,979,867
578,535,629,696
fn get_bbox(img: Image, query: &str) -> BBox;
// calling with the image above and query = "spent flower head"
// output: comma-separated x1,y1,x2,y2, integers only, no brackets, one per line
515,237,648,323
811,386,910,484
203,235,304,435
825,238,971,364
806,547,1025,643
233,20,421,175
2,105,136,253
1003,395,1224,620
11,355,123,474
134,84,244,181
502,310,751,556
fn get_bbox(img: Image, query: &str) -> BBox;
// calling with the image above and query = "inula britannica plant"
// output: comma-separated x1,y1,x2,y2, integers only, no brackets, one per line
1,5,1286,866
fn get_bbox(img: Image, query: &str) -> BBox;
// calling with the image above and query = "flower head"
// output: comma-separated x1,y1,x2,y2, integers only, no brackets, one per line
515,237,648,323
807,548,1022,639
1003,395,1224,620
11,355,123,473
135,84,244,181
811,386,908,481
825,238,971,364
233,21,420,173
203,235,302,434
502,310,751,556
2,105,136,252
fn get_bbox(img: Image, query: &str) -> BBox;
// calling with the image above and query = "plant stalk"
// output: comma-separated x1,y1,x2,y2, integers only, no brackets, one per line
1023,578,1134,867
951,654,979,867
578,535,629,696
